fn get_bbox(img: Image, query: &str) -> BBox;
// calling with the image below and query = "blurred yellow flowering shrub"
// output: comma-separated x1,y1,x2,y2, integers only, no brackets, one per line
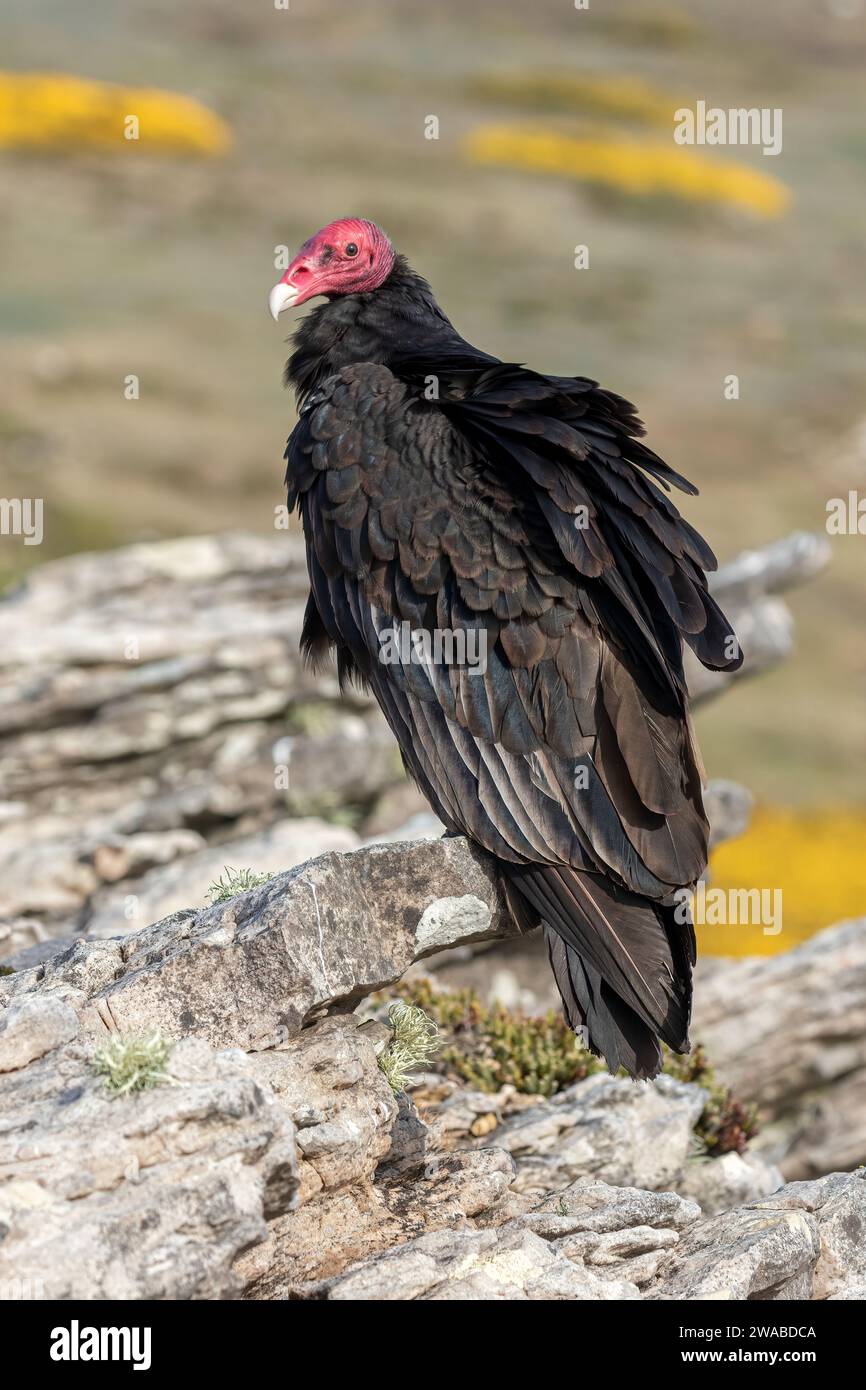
702,807,866,957
0,72,231,156
463,123,789,219
470,73,677,127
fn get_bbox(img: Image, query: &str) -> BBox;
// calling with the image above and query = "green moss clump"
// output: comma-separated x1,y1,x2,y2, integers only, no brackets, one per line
663,1043,759,1156
388,979,601,1099
91,1031,172,1097
384,980,758,1155
284,702,339,736
207,866,273,904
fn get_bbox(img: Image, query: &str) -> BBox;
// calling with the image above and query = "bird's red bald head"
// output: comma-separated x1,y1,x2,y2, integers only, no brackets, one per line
269,218,395,318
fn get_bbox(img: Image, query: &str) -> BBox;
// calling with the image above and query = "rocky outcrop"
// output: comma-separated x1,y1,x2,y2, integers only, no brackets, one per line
302,1171,866,1301
0,1004,300,1300
649,1170,866,1301
82,817,359,939
0,532,405,942
0,836,515,1050
443,1073,708,1194
0,510,852,1299
2,831,862,1302
0,971,841,1304
304,1208,652,1300
419,911,866,1185
694,917,866,1179
410,1070,782,1218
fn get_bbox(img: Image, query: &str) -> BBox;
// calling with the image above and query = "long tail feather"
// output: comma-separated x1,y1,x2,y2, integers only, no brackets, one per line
503,861,695,1079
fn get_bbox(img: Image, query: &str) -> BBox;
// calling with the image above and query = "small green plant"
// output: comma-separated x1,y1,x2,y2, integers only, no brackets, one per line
284,701,338,736
378,1000,440,1094
387,978,602,1098
663,1044,759,1156
207,866,273,904
91,1031,173,1096
0,964,13,976
382,980,757,1155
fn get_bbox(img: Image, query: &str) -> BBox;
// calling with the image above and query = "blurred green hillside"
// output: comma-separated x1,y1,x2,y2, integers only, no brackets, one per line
1,0,865,805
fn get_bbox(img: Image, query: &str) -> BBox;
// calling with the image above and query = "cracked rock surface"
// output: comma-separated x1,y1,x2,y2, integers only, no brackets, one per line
2,839,863,1301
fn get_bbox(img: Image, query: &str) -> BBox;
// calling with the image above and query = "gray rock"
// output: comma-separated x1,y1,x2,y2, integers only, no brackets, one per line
0,915,49,965
0,935,80,973
703,779,754,848
685,531,829,703
695,918,866,1108
652,1207,820,1300
764,1069,866,1180
490,1073,707,1194
754,1170,866,1299
305,1178,699,1300
0,1032,300,1300
678,1151,784,1215
277,711,403,818
0,995,79,1072
232,1022,517,1296
360,782,437,838
694,917,866,1178
651,1172,866,1301
244,1015,398,1200
418,1076,781,1220
313,1222,642,1301
0,836,516,1052
0,532,410,938
298,1169,866,1303
85,816,359,938
523,1181,701,1287
2,771,862,1302
238,1144,516,1297
524,1180,702,1237
555,1224,681,1287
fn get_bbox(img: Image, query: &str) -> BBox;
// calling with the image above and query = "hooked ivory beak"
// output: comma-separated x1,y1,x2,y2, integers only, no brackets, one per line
269,281,299,321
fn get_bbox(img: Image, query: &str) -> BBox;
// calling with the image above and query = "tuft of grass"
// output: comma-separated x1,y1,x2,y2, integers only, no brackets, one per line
378,1000,440,1094
207,866,273,904
385,980,757,1155
91,1031,173,1097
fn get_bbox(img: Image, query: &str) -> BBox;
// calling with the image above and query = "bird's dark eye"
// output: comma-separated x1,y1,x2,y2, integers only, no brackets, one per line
345,243,359,257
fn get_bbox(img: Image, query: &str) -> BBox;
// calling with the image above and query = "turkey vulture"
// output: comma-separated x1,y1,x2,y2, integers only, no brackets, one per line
269,217,742,1078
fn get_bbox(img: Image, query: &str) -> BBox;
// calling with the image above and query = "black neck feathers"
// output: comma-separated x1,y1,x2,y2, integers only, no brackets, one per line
285,255,457,402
